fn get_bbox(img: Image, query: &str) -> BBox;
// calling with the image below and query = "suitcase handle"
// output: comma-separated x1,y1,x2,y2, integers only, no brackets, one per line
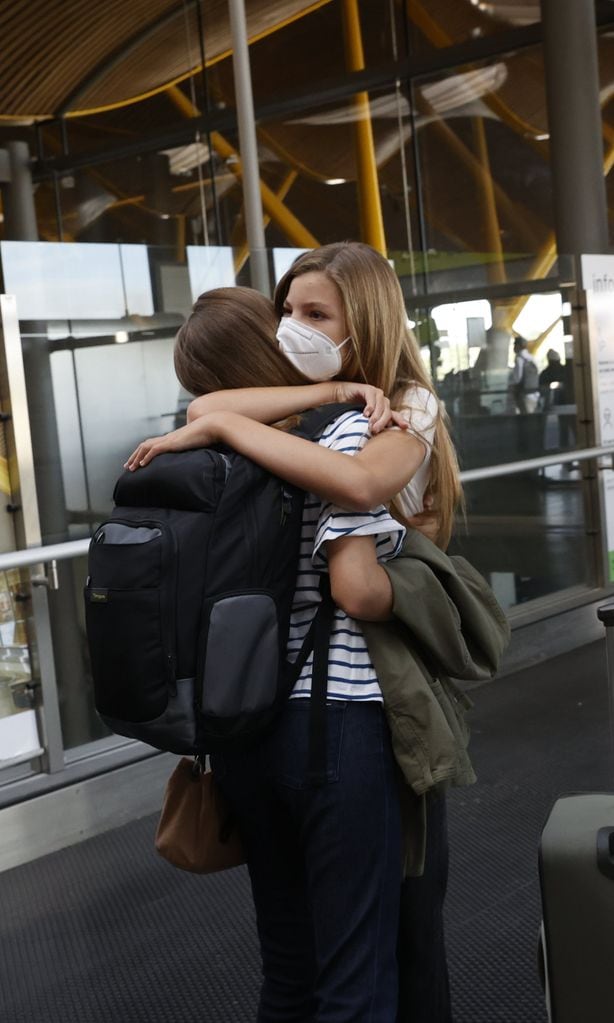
598,603,614,627
597,827,614,879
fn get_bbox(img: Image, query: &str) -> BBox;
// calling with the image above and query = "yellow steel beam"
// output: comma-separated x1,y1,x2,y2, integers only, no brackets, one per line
341,0,386,255
166,84,318,249
471,117,506,284
175,213,186,263
233,169,299,272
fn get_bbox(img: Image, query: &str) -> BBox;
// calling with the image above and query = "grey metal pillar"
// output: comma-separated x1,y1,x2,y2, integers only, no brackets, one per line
541,0,609,260
228,0,271,296
3,141,38,241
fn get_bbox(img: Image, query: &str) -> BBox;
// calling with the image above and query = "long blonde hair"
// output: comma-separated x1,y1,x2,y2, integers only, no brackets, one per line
275,242,463,548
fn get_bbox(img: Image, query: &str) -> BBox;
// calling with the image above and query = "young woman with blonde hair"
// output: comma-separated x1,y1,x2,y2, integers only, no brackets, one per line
127,242,462,1022
131,243,460,549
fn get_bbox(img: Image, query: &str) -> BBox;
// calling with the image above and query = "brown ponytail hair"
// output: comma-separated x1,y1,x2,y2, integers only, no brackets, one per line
174,286,309,395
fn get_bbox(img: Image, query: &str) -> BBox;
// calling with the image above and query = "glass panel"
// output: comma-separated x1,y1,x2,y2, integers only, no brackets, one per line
411,45,553,289
408,0,541,55
0,241,594,751
600,30,614,250
35,150,224,249
1,242,211,751
31,3,409,250
410,289,577,469
0,568,40,768
259,82,418,251
451,463,593,610
1,242,154,319
220,1,408,108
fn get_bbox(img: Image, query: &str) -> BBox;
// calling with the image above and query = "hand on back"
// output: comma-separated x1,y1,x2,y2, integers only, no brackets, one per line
124,416,219,471
332,381,409,434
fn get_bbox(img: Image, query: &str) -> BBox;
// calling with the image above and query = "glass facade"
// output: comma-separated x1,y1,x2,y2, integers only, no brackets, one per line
0,238,601,767
0,2,613,788
0,2,568,263
407,0,541,55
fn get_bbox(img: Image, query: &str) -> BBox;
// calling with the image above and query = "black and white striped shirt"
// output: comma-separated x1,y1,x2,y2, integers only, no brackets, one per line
288,409,405,702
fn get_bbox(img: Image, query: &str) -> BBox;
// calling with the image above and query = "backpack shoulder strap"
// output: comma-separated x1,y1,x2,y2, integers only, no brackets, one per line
307,574,335,785
291,402,364,442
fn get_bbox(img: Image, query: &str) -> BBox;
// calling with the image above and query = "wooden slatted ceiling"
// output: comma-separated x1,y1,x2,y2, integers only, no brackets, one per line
0,0,331,118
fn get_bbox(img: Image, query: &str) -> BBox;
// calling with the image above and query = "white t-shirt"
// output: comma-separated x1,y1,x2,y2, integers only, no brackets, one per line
394,385,439,519
287,409,405,702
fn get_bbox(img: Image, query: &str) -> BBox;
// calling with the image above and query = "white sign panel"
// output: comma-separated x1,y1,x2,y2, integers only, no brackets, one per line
187,246,235,301
582,254,614,579
582,255,614,444
273,248,310,284
0,242,154,319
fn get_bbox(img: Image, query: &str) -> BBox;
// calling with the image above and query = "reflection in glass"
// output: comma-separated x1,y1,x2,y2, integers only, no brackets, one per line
413,290,576,469
0,568,41,766
408,1,541,54
411,45,553,285
451,463,591,610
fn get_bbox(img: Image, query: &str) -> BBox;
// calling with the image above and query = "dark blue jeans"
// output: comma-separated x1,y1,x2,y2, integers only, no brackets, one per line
211,700,402,1023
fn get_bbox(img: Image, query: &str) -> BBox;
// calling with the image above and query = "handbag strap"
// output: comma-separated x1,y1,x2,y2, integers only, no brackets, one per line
307,574,335,786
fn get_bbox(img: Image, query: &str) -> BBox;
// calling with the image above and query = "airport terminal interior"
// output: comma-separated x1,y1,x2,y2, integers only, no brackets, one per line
1,0,614,1019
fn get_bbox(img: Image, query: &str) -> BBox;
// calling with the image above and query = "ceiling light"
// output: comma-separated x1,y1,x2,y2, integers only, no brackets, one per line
114,331,129,344
325,178,346,185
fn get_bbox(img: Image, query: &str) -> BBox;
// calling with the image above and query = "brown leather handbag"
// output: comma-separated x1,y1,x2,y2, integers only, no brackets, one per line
155,757,245,874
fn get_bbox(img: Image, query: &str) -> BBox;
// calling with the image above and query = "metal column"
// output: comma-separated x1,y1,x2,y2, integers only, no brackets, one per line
541,0,609,260
542,0,610,592
228,0,271,295
3,141,38,242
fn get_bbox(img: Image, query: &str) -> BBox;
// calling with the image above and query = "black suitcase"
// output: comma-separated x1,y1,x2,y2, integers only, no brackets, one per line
539,602,614,1023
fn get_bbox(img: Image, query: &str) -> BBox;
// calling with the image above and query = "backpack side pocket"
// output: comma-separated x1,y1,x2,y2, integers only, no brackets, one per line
199,591,279,732
85,520,176,722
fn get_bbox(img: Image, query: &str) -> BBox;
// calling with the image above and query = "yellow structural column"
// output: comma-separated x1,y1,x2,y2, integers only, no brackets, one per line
340,0,387,255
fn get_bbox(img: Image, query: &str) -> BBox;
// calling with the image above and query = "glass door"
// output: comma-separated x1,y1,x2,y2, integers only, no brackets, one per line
0,294,61,774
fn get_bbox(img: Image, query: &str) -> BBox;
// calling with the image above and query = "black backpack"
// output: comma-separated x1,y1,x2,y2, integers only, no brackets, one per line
84,404,357,758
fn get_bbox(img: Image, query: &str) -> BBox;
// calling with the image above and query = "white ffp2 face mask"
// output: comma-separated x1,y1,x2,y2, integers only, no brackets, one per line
276,318,351,381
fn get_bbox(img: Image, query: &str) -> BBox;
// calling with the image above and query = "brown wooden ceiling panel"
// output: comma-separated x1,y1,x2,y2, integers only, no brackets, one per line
0,0,331,118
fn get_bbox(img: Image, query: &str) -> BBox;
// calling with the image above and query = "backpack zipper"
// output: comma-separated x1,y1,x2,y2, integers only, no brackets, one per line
244,500,260,585
280,486,293,525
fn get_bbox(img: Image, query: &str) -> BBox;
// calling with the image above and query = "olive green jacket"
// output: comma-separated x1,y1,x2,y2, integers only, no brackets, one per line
363,529,510,796
362,530,510,873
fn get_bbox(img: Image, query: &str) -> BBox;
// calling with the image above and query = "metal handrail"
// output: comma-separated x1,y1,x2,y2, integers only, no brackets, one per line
460,444,614,483
0,443,612,573
0,538,90,572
